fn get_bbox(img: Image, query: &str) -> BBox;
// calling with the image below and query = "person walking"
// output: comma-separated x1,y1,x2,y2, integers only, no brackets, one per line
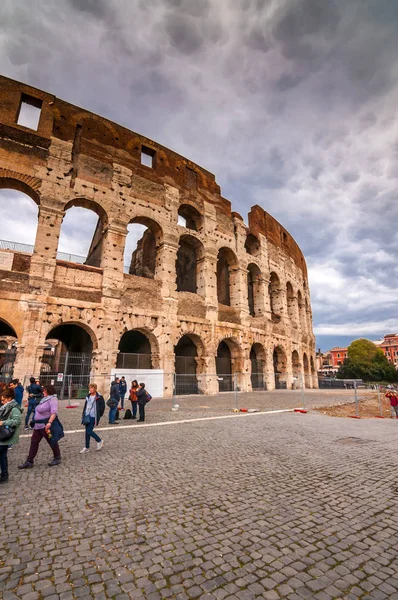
129,380,139,419
80,383,105,453
0,387,23,483
136,382,148,423
386,389,398,418
18,384,62,469
24,377,43,430
108,377,120,424
9,379,24,406
119,376,127,410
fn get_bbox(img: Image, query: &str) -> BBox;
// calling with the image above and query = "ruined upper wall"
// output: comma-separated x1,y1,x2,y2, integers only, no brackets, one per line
0,74,308,278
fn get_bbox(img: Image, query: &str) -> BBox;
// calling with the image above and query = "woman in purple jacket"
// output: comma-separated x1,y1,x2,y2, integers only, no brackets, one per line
18,384,62,469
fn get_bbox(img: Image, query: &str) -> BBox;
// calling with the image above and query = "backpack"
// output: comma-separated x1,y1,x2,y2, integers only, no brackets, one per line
124,409,132,420
146,392,152,402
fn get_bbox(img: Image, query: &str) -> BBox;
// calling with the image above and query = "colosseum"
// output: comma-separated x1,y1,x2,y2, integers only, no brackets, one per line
0,75,316,398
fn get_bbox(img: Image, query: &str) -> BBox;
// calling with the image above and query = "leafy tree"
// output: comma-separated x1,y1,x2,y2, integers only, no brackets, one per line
336,338,398,382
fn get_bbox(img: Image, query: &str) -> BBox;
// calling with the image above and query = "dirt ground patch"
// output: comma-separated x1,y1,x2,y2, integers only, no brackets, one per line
314,390,396,419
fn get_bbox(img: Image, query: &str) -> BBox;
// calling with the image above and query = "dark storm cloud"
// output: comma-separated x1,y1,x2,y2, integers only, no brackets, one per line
0,0,397,336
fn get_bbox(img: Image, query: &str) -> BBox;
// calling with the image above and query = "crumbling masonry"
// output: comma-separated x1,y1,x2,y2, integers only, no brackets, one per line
0,75,317,396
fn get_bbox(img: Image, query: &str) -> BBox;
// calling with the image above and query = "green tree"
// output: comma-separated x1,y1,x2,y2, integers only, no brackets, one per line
336,338,398,382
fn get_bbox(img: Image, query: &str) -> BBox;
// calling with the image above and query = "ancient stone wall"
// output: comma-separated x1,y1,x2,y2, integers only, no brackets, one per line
0,75,317,394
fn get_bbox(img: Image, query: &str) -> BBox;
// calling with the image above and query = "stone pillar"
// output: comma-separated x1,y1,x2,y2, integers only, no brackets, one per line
156,234,179,298
230,266,250,314
264,347,275,391
13,301,48,381
29,202,64,289
101,221,127,297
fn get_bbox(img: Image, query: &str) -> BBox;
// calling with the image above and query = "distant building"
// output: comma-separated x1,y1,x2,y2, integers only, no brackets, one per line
330,347,348,368
329,334,398,370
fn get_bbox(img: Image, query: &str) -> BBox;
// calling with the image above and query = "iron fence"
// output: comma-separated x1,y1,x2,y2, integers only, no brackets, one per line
116,353,152,369
0,348,17,383
0,239,101,267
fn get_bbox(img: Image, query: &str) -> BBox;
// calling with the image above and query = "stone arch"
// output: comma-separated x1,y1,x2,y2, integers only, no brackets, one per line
176,234,205,295
117,328,159,369
0,184,40,251
273,345,287,389
59,198,109,268
303,352,311,388
44,322,97,352
250,343,266,390
0,170,41,205
178,204,203,232
269,272,283,320
0,318,18,383
0,318,18,340
174,333,205,395
245,233,260,257
125,216,163,279
216,337,242,392
286,282,296,323
217,247,238,306
247,263,263,317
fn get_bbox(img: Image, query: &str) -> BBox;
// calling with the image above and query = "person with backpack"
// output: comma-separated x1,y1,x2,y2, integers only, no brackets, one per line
136,382,151,422
108,377,120,424
0,387,23,484
119,376,127,410
80,383,105,453
24,377,43,430
129,380,139,419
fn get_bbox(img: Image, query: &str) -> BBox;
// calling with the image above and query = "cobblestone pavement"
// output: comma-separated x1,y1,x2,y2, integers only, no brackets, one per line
2,408,398,600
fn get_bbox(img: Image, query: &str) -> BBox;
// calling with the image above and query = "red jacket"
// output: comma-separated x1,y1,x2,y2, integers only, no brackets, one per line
386,392,398,406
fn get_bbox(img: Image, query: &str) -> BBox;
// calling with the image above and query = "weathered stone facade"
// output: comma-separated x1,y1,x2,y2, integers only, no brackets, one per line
0,75,317,395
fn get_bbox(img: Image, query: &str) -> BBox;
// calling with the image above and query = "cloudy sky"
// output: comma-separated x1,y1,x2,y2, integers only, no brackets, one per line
0,0,397,350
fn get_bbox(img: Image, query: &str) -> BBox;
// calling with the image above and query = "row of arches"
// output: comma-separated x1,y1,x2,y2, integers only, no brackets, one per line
0,188,310,321
1,317,316,392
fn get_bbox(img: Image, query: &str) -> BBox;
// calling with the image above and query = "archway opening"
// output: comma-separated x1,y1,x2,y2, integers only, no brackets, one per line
217,247,237,306
41,323,94,397
176,235,204,295
0,188,39,254
178,204,202,231
0,319,18,383
124,217,161,278
216,340,238,392
298,290,307,334
273,346,287,389
58,203,106,268
269,272,283,321
245,234,260,257
247,263,262,317
117,330,153,369
286,282,296,323
250,343,266,390
175,335,199,395
303,352,311,388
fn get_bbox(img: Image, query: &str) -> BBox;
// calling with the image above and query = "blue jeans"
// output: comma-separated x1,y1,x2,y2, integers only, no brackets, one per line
109,406,118,423
85,417,101,448
25,401,36,427
120,394,125,409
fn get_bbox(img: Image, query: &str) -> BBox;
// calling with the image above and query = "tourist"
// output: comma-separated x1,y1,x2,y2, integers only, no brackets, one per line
108,377,120,424
9,378,24,406
386,389,398,419
18,384,62,469
119,376,127,410
80,383,105,453
24,376,43,430
136,382,148,422
0,387,23,483
129,380,139,419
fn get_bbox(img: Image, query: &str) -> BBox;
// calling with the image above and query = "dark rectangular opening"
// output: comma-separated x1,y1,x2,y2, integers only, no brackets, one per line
185,167,197,190
141,145,156,168
17,94,43,130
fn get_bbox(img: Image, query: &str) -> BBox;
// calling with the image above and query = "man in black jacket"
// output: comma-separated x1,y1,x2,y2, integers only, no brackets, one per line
136,382,147,422
109,377,120,424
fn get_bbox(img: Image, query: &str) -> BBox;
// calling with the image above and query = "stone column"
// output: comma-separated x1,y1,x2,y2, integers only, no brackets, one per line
155,233,179,298
29,201,64,289
101,221,127,298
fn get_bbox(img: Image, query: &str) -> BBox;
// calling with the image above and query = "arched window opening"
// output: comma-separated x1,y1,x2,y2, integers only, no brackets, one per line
245,234,260,257
0,189,39,254
217,247,237,306
273,346,287,389
247,263,262,317
41,324,94,398
124,218,161,278
117,330,153,369
286,282,296,323
269,272,283,321
0,319,18,384
175,335,200,395
303,352,311,388
178,204,202,232
176,235,205,295
58,206,104,268
250,343,266,390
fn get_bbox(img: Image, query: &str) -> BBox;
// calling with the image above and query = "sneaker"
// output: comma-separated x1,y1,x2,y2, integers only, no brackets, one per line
23,426,29,431
48,457,61,467
0,476,8,484
18,461,34,469
79,447,90,454
96,440,104,451
109,422,118,425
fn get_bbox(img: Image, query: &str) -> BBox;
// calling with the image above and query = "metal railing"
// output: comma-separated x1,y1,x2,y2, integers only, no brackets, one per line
0,239,101,268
